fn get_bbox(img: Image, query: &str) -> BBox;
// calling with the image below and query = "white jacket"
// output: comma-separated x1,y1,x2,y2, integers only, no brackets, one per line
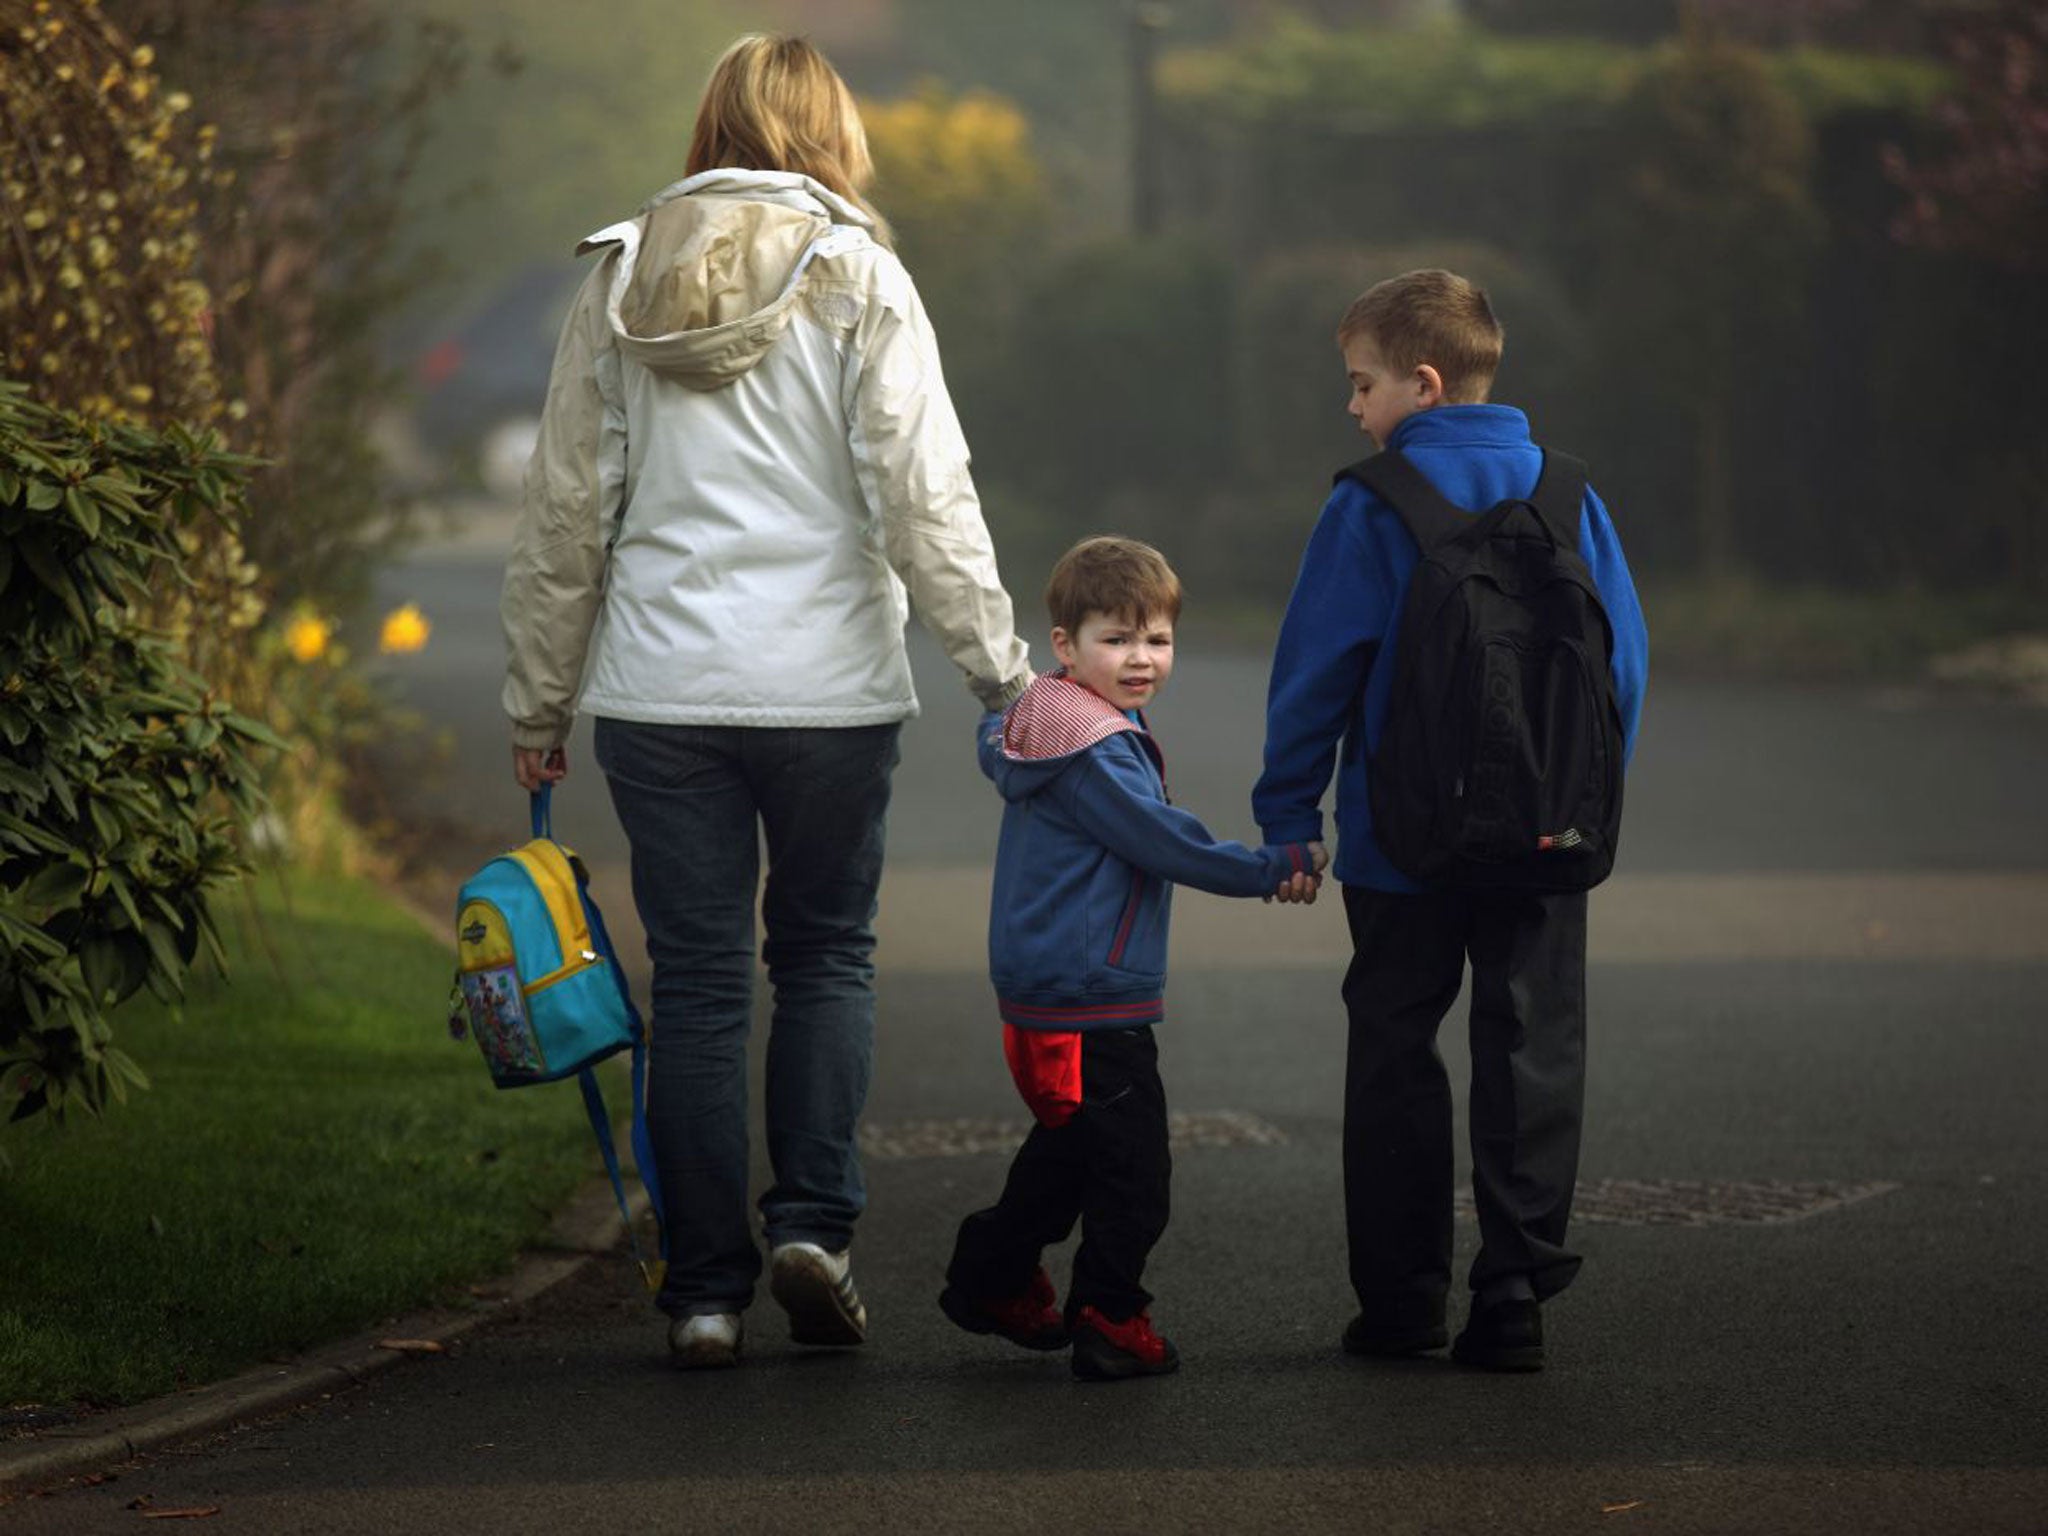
502,169,1033,748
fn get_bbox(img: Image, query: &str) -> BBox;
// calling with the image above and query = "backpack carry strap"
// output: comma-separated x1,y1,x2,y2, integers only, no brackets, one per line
1341,449,1469,551
1340,447,1591,553
1527,450,1589,550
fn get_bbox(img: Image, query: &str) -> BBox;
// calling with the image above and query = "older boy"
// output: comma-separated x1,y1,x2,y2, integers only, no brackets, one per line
1255,270,1647,1371
941,536,1323,1381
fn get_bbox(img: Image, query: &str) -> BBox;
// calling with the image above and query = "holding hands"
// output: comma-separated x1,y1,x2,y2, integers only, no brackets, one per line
1268,841,1328,905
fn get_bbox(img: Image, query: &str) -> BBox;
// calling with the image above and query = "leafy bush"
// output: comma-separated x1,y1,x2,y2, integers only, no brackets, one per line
864,81,1052,472
1160,16,1645,130
1157,13,1941,130
1590,25,1822,577
0,0,224,426
0,382,278,1126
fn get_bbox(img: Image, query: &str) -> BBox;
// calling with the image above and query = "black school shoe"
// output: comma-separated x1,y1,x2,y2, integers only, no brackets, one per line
1451,1298,1544,1372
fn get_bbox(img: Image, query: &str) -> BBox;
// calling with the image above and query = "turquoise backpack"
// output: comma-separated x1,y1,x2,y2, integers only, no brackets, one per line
449,786,664,1287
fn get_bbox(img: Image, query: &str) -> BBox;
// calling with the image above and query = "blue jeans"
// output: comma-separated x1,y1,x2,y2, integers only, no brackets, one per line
593,717,900,1318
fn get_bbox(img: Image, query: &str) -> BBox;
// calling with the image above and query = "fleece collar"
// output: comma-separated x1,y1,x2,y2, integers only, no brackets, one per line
1385,403,1532,453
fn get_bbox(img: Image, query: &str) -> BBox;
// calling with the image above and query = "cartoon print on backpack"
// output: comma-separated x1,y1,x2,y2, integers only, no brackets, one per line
461,965,542,1076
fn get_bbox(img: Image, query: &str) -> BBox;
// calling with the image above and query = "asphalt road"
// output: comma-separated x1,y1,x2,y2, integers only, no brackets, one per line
12,505,2047,1534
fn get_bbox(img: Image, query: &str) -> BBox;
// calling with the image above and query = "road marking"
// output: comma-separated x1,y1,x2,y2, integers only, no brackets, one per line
870,868,2048,971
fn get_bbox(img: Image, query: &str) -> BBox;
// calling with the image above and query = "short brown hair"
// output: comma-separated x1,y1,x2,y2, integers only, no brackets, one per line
1336,268,1504,403
1044,536,1182,637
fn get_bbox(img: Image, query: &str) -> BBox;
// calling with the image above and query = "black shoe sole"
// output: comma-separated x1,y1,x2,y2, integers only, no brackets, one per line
938,1287,1070,1351
1343,1323,1450,1358
1070,1332,1181,1381
1450,1336,1544,1372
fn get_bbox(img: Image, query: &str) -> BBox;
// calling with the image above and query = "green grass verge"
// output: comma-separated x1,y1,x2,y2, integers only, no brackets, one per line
0,866,597,1410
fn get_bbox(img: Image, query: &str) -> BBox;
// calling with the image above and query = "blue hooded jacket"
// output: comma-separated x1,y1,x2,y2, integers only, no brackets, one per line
1254,405,1649,892
983,673,1313,1030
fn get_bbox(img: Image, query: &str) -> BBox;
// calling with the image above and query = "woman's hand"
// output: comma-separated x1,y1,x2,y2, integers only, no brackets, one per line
512,745,569,791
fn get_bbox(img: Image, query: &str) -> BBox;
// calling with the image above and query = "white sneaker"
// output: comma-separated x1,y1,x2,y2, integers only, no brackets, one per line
668,1311,743,1369
769,1242,868,1346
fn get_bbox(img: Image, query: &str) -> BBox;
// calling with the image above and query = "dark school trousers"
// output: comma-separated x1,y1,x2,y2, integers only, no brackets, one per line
946,1025,1172,1322
1341,883,1588,1326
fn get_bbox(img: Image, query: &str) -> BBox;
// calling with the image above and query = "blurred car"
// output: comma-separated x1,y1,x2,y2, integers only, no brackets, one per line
408,261,584,498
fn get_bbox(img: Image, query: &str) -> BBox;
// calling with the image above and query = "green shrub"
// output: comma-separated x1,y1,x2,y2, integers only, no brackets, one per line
1158,14,1942,131
0,381,278,1127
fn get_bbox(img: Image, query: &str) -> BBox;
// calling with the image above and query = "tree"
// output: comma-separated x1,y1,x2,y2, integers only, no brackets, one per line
121,0,481,615
1883,0,2048,270
1596,21,1823,577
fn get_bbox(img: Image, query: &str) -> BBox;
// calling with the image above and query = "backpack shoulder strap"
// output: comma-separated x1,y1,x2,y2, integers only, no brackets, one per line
1338,449,1471,552
1528,449,1589,550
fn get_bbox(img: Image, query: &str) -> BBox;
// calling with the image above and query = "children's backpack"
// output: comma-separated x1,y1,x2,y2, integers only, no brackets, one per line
1341,447,1625,894
449,785,664,1286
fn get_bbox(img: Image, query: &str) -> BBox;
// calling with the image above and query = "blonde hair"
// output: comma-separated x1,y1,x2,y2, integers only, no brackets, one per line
687,34,884,228
1336,269,1504,403
1045,537,1183,637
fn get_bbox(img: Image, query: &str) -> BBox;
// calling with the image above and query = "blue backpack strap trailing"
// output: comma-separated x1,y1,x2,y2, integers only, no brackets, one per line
566,825,667,1287
536,787,669,1289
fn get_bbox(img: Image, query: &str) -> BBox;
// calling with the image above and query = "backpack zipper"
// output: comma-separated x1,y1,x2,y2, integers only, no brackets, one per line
523,948,605,998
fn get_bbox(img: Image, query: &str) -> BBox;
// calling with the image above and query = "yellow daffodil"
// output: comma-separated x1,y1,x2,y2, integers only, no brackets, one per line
379,603,430,654
284,614,332,664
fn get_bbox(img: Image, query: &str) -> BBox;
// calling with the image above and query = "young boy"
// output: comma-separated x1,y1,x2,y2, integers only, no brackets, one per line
941,536,1323,1381
1254,270,1648,1371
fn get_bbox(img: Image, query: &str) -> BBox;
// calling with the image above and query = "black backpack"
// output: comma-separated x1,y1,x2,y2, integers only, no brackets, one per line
1340,447,1624,894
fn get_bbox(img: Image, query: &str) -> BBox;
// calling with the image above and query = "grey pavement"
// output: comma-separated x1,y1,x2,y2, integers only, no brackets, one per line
6,502,2046,1532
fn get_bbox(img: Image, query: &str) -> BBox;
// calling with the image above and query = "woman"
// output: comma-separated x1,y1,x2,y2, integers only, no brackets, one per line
501,34,1032,1369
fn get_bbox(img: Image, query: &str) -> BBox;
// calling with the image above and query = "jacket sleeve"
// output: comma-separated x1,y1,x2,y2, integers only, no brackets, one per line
1578,487,1648,766
847,253,1033,713
976,709,1005,784
501,258,628,750
1066,738,1306,898
1253,485,1390,844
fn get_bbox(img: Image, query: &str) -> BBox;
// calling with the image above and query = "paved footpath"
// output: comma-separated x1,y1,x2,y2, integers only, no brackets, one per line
5,518,2045,1532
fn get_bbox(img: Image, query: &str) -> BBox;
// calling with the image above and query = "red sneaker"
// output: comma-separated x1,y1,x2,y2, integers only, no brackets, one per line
1071,1305,1181,1380
939,1266,1069,1351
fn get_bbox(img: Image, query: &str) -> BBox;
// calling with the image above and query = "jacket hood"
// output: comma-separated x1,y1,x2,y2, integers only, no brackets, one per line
575,169,874,391
991,672,1145,803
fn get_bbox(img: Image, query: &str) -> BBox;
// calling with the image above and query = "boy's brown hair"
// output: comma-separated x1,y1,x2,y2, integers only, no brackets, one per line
1336,268,1504,404
1044,536,1182,637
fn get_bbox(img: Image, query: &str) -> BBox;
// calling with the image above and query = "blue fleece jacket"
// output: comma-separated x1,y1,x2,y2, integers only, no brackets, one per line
983,673,1313,1030
1253,404,1649,892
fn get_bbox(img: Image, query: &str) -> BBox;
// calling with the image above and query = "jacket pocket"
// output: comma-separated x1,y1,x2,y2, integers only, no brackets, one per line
1104,872,1150,971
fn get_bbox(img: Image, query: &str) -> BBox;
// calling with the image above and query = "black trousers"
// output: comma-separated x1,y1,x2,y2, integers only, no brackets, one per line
946,1026,1171,1322
1341,884,1588,1324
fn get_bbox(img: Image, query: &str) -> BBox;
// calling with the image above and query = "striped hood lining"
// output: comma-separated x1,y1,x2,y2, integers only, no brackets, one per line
1001,671,1138,763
